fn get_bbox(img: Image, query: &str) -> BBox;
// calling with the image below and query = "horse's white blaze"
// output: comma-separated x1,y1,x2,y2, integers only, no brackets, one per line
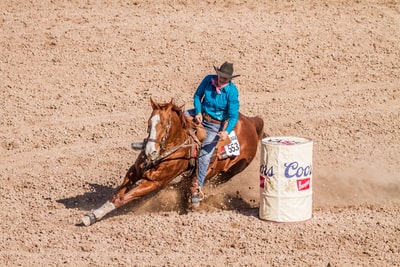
145,114,160,157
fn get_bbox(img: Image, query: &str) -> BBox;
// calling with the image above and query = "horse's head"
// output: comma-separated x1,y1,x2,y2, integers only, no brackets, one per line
144,98,176,161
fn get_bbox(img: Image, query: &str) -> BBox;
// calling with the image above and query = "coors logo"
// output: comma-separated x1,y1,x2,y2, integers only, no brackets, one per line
284,161,312,179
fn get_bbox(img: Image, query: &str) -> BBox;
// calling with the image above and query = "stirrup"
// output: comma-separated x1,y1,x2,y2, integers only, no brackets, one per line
131,142,144,151
191,188,204,206
191,191,201,206
197,188,205,201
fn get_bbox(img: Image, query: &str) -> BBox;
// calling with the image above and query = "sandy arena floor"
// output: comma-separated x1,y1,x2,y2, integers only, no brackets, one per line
1,0,399,266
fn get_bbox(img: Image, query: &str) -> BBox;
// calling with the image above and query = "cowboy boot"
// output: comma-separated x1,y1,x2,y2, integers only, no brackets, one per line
190,177,204,207
131,138,147,151
131,141,144,151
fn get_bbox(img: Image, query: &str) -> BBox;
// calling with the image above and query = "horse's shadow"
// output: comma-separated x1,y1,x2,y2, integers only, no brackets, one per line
56,183,114,211
57,182,259,223
56,182,187,214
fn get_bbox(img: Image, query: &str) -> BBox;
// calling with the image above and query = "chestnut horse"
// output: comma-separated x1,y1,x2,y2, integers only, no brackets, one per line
81,98,265,226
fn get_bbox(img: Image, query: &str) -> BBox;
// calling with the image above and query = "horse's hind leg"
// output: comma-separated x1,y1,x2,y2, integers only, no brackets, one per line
211,158,251,185
174,173,195,214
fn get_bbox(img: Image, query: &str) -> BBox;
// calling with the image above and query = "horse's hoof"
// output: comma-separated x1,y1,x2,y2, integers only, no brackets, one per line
81,212,96,226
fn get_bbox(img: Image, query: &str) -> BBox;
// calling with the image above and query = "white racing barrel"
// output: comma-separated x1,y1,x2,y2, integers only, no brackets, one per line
259,136,313,222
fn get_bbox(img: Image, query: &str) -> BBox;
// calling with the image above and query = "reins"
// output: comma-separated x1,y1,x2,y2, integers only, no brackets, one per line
146,114,172,151
142,108,220,172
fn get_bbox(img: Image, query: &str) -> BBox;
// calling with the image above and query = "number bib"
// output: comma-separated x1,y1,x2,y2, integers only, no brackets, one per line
224,131,240,156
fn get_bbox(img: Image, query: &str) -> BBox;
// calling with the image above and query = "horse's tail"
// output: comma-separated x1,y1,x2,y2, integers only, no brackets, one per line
251,116,267,139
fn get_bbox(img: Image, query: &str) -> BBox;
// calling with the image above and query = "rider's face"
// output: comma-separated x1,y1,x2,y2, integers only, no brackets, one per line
217,75,230,86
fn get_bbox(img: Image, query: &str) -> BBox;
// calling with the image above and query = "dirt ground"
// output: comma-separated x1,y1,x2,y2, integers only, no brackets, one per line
1,0,399,266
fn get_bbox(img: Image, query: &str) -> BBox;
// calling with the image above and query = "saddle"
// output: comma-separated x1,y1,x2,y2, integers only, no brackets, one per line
186,115,239,168
188,124,234,158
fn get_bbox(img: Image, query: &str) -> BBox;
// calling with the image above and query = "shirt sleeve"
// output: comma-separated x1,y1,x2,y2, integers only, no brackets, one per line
225,85,240,133
193,76,209,115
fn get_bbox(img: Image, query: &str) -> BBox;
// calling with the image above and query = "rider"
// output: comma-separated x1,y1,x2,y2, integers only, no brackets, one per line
131,61,240,207
187,61,240,207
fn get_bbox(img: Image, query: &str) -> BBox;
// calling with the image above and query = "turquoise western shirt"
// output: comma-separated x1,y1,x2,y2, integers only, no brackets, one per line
193,74,240,133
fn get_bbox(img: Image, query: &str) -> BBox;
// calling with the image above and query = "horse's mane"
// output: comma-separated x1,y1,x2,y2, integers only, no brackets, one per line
157,101,195,130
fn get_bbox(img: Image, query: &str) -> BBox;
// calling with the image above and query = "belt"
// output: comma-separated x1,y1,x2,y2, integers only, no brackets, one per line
203,113,224,125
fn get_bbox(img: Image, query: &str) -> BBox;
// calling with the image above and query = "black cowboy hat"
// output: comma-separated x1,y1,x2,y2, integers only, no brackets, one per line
214,61,240,79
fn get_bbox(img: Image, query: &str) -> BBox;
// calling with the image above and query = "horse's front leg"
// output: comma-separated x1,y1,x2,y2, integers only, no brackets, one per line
111,179,163,208
81,178,162,226
81,164,141,226
80,174,127,226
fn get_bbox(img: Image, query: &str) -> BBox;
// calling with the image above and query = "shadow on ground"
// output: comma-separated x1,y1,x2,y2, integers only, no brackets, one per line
56,183,114,211
57,182,259,222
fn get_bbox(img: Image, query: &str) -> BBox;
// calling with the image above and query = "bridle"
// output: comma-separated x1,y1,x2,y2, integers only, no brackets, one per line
146,113,172,151
143,112,196,166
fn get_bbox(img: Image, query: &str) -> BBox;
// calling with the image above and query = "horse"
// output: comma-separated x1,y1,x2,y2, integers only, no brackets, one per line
81,98,265,226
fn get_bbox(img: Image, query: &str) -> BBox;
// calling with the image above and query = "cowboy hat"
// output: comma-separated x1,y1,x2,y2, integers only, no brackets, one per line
214,61,240,79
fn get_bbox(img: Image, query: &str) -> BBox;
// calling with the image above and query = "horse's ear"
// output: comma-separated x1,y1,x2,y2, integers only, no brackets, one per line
166,98,174,112
150,97,159,110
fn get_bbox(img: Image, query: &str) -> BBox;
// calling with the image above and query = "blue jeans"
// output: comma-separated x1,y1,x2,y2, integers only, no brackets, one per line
185,109,224,187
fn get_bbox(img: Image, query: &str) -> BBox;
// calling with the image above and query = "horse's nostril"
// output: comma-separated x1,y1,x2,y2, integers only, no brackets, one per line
148,150,159,160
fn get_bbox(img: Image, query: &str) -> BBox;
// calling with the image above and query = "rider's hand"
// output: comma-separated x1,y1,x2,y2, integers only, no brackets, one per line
218,131,229,141
195,113,203,124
